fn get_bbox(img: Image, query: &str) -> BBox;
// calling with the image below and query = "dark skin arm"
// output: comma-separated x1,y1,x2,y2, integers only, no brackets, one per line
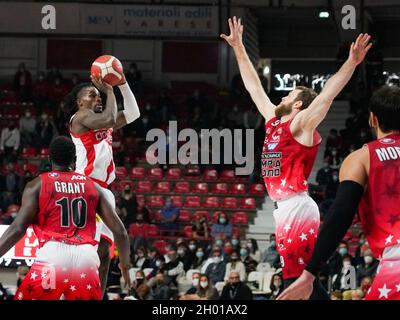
94,183,132,289
0,177,41,258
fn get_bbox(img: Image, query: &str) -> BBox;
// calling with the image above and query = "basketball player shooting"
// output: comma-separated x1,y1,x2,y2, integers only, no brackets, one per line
66,67,140,296
278,86,400,300
0,136,131,300
221,16,372,299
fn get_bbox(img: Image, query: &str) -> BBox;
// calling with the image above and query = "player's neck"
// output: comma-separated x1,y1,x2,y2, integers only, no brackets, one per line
280,113,295,123
52,165,73,172
376,129,400,139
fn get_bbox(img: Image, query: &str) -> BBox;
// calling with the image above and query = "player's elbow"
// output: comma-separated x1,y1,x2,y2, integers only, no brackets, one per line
113,225,129,242
105,115,117,127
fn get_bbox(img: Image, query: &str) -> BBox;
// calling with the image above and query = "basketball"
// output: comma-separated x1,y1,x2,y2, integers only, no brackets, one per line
90,55,124,86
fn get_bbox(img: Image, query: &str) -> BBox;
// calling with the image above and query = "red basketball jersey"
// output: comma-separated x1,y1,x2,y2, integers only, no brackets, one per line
34,171,99,247
262,117,321,201
358,133,400,258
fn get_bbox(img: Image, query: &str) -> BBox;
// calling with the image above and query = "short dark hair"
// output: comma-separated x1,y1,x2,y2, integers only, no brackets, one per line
49,136,76,167
295,86,318,110
369,85,400,133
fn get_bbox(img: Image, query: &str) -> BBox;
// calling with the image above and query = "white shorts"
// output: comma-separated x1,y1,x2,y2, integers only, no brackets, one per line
94,187,115,245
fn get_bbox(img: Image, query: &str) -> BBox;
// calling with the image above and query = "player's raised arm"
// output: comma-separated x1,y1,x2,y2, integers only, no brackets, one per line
0,177,40,258
221,16,276,121
294,34,372,132
114,73,141,130
94,184,131,288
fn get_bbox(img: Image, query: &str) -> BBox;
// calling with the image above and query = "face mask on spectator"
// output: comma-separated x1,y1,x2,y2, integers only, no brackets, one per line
189,244,196,251
155,260,162,268
215,240,223,247
231,239,239,246
25,111,31,118
240,249,248,256
247,242,253,249
196,251,204,258
270,241,276,247
219,218,226,224
364,256,373,264
338,247,347,256
177,249,185,256
225,247,233,255
137,252,144,258
213,256,221,264
192,278,199,287
359,239,365,245
343,261,351,269
231,255,239,261
273,280,282,288
200,281,208,288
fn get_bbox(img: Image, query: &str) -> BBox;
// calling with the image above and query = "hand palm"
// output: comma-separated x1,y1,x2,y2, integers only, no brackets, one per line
220,16,243,48
349,33,372,65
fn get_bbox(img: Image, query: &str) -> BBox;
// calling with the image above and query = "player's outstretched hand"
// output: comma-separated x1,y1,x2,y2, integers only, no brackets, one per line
348,33,372,66
220,16,244,48
119,263,132,289
276,270,315,300
91,74,113,94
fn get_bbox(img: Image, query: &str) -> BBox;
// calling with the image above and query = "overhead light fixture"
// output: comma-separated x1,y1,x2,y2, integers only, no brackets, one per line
263,66,270,76
319,11,329,18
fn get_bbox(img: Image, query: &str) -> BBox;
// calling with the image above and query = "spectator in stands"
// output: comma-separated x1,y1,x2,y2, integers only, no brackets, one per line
205,248,226,285
16,266,29,288
133,247,147,269
128,212,150,252
351,289,364,300
158,89,176,122
224,251,246,282
223,241,234,259
197,274,219,300
149,272,171,300
316,160,333,187
13,63,32,101
240,244,258,274
35,112,58,148
247,238,261,263
46,66,63,82
0,121,20,163
180,272,201,300
261,234,279,267
147,255,166,281
32,72,50,110
360,276,373,296
177,242,193,272
327,147,343,170
328,240,353,276
164,246,184,287
220,271,252,300
191,246,207,270
211,212,233,240
0,163,20,211
188,240,198,257
356,249,378,286
231,234,240,251
325,169,340,199
141,247,160,274
330,290,343,300
159,197,180,235
48,77,69,104
19,109,37,147
125,63,142,94
107,251,122,288
54,100,70,136
192,214,209,239
325,129,342,154
267,273,284,300
131,270,151,300
120,182,137,228
355,232,369,265
137,201,152,223
331,254,357,292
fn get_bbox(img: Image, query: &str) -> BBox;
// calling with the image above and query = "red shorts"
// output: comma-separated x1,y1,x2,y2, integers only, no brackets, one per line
273,192,320,279
15,241,101,300
365,257,400,300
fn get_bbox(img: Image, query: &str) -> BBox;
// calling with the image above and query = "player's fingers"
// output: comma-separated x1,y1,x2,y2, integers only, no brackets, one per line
350,42,354,52
363,35,371,46
355,33,363,45
365,42,373,52
220,34,228,39
233,16,237,28
239,24,244,34
228,18,234,33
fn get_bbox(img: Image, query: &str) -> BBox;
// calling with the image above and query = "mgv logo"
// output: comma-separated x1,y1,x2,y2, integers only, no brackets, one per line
71,175,86,181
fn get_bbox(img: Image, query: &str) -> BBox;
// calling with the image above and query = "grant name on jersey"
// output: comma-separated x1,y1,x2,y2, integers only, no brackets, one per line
54,181,86,194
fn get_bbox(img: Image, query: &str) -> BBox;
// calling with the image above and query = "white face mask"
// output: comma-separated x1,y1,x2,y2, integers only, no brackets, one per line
192,278,199,287
200,281,208,288
213,256,221,264
364,256,373,264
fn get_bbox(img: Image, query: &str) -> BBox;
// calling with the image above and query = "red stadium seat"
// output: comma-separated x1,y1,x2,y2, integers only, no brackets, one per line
212,183,229,194
154,181,171,193
39,148,49,158
148,196,165,208
153,210,161,222
148,168,163,179
136,181,153,193
203,169,218,181
212,211,224,223
240,197,256,209
165,168,181,179
249,183,265,195
184,226,193,238
185,196,201,208
232,226,241,237
147,224,159,238
203,196,220,208
170,196,183,208
179,210,191,222
221,197,238,209
220,169,235,181
231,183,246,194
20,147,37,158
193,211,210,221
232,212,249,225
153,240,167,254
130,167,145,179
173,182,190,193
185,166,200,178
192,182,208,194
115,166,127,178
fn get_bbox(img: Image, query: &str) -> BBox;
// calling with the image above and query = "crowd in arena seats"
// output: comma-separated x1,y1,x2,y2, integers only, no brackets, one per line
0,62,388,300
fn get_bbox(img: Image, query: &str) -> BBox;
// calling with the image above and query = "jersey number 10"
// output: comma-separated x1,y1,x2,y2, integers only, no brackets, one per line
56,197,87,228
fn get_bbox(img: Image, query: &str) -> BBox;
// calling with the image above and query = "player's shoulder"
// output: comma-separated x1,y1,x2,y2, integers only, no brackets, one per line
344,146,369,164
23,176,42,194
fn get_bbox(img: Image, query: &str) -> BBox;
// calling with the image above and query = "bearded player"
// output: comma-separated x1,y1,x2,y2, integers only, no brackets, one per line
221,16,372,298
66,70,140,296
0,136,131,300
279,86,400,300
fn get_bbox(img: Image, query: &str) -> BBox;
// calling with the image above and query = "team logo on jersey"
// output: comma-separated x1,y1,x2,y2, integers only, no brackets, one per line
48,172,59,178
267,143,278,150
71,175,87,181
380,138,395,144
271,120,281,126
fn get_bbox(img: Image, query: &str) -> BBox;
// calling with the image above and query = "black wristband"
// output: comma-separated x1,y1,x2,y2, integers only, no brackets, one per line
305,180,364,276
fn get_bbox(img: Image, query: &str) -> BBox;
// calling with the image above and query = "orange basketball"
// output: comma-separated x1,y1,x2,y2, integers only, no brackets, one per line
90,55,124,86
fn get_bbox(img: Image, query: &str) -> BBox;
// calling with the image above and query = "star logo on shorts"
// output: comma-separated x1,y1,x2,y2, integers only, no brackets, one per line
70,285,76,292
80,273,86,279
87,284,92,290
30,272,38,280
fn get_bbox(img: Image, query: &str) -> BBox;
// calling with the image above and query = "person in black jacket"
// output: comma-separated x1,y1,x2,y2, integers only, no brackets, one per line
220,271,253,300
